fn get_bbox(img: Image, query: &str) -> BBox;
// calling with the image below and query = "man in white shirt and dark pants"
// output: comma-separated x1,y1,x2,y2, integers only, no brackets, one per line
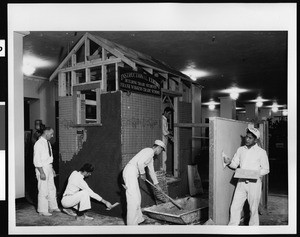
223,126,270,225
33,127,60,216
162,107,173,172
122,140,166,225
61,163,112,220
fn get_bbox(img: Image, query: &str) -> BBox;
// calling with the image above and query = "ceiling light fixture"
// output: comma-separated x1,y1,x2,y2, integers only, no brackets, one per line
282,109,288,116
220,86,248,100
181,61,210,81
256,96,263,107
202,100,220,111
22,64,36,76
250,96,269,107
271,102,279,113
208,104,215,110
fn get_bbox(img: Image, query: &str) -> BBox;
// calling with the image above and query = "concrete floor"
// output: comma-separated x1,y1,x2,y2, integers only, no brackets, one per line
15,192,288,226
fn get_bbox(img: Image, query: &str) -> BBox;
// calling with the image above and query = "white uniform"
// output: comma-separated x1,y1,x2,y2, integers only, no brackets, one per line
123,148,158,225
228,144,269,225
61,171,103,211
33,136,58,213
162,115,169,172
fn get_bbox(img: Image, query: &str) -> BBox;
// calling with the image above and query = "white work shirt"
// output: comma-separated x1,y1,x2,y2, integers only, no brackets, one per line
63,171,103,202
33,136,53,168
128,148,159,185
162,115,169,136
229,144,270,176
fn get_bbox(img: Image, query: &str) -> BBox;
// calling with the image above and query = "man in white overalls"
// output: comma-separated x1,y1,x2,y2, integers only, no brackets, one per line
224,126,270,225
33,127,60,216
123,140,166,225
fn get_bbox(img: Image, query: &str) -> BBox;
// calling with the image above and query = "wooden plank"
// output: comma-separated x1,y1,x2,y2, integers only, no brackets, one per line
73,81,101,92
161,88,182,97
115,63,119,90
71,71,76,95
86,68,90,83
58,72,66,96
174,123,209,128
101,48,107,91
173,98,179,177
96,88,101,123
58,58,121,73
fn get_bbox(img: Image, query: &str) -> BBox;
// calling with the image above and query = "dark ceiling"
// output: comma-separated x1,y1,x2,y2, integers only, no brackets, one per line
23,31,288,108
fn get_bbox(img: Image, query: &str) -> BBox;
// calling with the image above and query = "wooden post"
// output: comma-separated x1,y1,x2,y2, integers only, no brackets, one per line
58,72,66,97
115,63,119,91
173,97,179,177
101,48,107,91
96,88,101,123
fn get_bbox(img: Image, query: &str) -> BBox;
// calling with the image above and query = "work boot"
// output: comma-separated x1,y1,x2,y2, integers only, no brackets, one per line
39,212,52,216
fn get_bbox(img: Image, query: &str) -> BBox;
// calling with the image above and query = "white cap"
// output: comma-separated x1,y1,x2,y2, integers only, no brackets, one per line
154,140,166,151
246,126,260,139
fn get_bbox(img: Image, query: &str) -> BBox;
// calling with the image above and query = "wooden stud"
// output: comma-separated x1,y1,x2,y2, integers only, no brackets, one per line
96,88,101,123
173,97,179,177
58,72,66,96
85,38,90,63
101,48,107,91
115,63,119,91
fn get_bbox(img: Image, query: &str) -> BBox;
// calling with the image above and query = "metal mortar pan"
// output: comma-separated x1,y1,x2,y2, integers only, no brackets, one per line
143,196,208,225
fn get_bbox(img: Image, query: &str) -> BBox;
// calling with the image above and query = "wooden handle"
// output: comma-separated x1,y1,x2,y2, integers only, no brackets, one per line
145,179,183,210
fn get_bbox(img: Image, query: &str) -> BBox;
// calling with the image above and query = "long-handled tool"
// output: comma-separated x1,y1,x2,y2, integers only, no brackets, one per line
145,179,183,210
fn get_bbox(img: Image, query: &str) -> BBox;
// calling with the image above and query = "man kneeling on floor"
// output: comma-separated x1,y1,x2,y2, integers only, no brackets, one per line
61,163,112,220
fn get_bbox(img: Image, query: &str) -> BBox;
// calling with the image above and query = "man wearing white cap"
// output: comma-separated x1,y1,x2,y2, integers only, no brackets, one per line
122,140,166,225
223,125,270,225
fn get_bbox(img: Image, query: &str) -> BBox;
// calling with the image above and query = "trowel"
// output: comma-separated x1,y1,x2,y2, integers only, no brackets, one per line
106,202,120,210
221,150,229,169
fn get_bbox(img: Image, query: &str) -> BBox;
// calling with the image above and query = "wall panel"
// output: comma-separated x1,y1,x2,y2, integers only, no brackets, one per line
209,117,249,225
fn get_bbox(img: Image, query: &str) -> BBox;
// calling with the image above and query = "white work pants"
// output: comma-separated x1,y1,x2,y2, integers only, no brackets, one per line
61,190,91,211
36,164,58,213
228,179,262,226
123,164,144,225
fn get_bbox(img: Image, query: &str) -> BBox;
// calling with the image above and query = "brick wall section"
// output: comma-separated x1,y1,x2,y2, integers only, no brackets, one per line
120,92,161,169
59,92,123,217
121,92,162,207
58,96,78,162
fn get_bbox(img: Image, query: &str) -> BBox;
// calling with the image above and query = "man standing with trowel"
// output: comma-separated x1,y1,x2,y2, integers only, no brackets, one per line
61,163,114,220
122,140,166,225
223,126,270,225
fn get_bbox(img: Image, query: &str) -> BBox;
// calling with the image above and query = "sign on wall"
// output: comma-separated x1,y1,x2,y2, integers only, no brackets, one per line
119,68,161,97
